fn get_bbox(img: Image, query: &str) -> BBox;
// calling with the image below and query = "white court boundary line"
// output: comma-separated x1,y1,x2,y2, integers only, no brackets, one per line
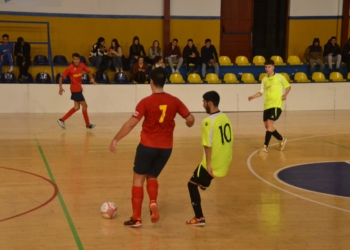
274,161,350,200
247,132,350,213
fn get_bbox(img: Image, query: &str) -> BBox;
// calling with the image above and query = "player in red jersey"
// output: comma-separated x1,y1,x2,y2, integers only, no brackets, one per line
110,67,195,228
57,53,96,129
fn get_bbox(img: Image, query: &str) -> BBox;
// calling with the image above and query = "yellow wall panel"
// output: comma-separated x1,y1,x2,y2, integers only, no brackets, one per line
288,19,342,61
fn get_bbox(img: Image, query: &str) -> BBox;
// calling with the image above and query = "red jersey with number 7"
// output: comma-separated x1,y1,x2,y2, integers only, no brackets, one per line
61,63,91,92
132,92,190,148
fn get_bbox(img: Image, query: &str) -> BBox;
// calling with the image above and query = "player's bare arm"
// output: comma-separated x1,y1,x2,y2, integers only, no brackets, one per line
282,86,291,100
109,117,140,153
248,92,262,101
58,76,65,95
185,113,195,127
204,146,214,177
88,72,97,85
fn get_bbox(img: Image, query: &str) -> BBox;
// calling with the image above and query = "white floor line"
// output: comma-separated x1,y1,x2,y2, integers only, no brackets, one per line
247,132,350,213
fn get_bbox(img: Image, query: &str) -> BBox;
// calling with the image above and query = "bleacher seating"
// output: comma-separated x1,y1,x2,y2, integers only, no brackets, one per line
294,72,310,82
287,55,303,65
169,73,185,83
205,73,221,83
36,72,52,83
95,73,110,83
219,56,233,66
312,72,328,82
241,73,257,83
0,72,16,83
271,56,286,66
223,73,239,83
259,73,267,82
329,72,346,82
53,55,69,65
24,73,34,83
187,73,203,83
280,72,293,82
253,55,265,65
33,55,49,65
235,56,251,66
79,56,87,64
114,72,129,84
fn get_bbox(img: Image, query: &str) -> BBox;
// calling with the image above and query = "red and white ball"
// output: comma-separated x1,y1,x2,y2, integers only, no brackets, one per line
101,201,117,219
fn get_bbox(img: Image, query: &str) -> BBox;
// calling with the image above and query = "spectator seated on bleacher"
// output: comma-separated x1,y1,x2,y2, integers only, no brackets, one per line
165,38,183,73
342,38,350,73
152,56,165,69
323,36,341,72
129,36,146,77
0,34,14,75
132,57,147,83
148,40,163,65
201,38,219,80
89,37,109,74
182,39,200,74
304,38,325,76
14,37,31,83
108,38,123,73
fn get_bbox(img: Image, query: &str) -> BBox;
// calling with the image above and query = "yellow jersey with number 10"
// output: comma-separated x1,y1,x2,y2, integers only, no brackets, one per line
200,111,233,177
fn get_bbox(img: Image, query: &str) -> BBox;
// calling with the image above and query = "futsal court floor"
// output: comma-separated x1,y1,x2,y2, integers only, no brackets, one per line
1,110,350,250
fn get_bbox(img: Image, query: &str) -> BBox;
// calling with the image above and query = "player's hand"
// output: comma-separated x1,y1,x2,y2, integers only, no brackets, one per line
248,96,254,101
59,88,65,95
282,94,287,100
207,165,214,177
22,62,25,66
109,139,117,153
186,119,194,127
90,79,97,85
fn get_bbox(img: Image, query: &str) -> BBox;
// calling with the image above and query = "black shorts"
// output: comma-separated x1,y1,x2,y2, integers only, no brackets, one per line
71,91,85,102
133,143,172,177
190,165,214,188
263,108,282,121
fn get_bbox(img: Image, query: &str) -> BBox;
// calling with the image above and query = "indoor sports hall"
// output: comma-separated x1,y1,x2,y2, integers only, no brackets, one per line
1,0,350,249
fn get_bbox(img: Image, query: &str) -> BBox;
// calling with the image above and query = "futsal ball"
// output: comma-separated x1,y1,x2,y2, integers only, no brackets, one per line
101,201,117,219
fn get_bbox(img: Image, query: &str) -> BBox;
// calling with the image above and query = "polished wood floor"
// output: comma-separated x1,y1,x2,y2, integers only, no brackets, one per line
1,110,350,250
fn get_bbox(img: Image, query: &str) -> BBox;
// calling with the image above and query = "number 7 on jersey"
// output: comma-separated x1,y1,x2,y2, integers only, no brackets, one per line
159,105,167,123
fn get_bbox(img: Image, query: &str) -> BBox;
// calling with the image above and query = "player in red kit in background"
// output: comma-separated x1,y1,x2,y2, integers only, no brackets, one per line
110,67,195,228
57,53,96,129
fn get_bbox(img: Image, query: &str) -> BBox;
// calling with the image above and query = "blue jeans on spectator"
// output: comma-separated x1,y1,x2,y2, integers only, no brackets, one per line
201,61,219,79
129,57,137,75
111,57,123,71
0,50,14,75
89,56,102,70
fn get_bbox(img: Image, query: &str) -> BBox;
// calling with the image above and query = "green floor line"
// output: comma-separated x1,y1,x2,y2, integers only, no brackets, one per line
34,137,84,250
325,141,350,150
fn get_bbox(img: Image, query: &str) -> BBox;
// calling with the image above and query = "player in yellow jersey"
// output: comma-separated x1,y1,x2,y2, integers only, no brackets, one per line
186,91,233,226
248,59,291,153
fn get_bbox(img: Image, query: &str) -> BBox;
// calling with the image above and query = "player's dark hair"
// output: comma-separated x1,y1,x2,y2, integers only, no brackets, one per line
188,38,193,43
173,38,178,43
72,53,80,58
2,34,9,39
150,67,167,88
203,91,220,107
264,59,275,66
205,38,211,43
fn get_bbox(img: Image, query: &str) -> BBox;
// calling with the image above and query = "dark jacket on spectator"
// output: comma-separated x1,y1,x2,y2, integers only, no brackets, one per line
165,42,182,58
323,39,341,57
342,38,350,61
14,41,31,61
304,38,323,61
183,45,199,60
201,45,218,62
89,42,108,57
129,36,146,58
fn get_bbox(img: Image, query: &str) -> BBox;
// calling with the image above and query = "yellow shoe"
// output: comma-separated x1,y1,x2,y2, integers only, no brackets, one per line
259,145,268,154
279,137,287,151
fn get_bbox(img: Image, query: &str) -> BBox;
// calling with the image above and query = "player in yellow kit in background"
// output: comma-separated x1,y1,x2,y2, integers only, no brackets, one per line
248,59,291,153
186,91,233,226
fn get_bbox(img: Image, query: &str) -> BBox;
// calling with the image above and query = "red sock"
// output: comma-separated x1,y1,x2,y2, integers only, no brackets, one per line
61,108,77,121
82,110,90,126
131,186,144,220
147,179,158,203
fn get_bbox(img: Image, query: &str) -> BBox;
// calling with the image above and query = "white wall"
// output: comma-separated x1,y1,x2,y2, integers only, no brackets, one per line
0,0,220,17
290,0,343,17
1,83,349,114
